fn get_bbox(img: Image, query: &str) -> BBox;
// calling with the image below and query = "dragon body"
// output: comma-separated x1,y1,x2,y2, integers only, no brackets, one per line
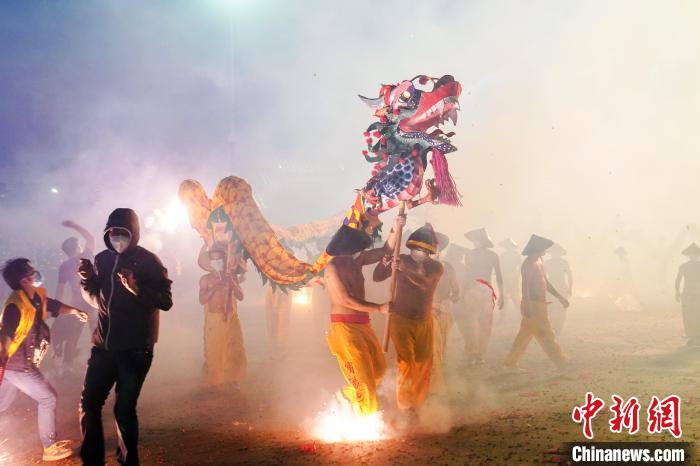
180,74,462,289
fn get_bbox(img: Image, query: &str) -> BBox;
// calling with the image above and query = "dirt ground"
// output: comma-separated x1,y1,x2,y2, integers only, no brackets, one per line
2,291,699,465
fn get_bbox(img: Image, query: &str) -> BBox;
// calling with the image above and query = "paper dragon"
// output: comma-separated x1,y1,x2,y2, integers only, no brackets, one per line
179,74,462,290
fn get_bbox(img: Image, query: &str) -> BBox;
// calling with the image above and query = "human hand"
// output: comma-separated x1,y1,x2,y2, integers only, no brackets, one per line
232,281,244,301
72,309,89,323
78,259,95,281
379,302,391,314
560,297,570,309
391,256,403,273
118,269,139,296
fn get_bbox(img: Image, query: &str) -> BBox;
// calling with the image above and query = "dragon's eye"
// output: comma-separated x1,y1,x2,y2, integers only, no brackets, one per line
399,90,412,102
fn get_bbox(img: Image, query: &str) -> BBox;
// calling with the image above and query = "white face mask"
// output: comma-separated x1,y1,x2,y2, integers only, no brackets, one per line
410,249,428,263
110,235,130,253
32,271,44,288
210,259,225,271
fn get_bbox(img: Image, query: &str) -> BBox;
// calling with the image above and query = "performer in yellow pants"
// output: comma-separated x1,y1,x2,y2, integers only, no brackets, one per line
430,232,459,392
503,300,567,367
327,317,386,415
504,235,569,370
323,217,400,415
374,224,444,412
204,309,247,386
390,313,435,410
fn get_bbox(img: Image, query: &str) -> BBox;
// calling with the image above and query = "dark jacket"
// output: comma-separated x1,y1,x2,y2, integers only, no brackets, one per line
82,208,173,351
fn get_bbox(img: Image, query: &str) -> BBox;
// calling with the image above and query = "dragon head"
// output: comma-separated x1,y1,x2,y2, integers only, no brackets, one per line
359,75,461,152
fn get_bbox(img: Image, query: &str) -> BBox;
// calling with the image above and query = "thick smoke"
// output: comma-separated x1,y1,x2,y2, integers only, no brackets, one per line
0,0,699,447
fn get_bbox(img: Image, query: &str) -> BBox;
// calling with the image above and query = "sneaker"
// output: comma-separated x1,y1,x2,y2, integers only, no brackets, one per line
42,440,73,461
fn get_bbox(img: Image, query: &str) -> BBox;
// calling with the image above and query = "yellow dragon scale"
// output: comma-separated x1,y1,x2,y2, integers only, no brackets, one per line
179,176,331,286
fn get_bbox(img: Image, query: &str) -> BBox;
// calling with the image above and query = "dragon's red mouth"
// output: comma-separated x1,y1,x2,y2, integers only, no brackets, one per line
399,77,462,133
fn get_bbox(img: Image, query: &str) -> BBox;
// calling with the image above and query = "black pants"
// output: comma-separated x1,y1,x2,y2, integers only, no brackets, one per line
79,347,153,466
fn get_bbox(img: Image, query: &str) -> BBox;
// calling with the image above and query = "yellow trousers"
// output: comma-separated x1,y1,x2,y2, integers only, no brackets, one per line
504,300,567,367
204,310,247,387
457,285,495,357
390,313,434,411
431,310,453,392
327,322,386,415
682,293,700,340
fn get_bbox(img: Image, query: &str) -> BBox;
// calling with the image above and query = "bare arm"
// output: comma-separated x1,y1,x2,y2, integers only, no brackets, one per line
63,220,95,253
373,259,392,282
197,242,213,272
521,263,531,301
357,244,392,266
546,279,568,305
565,265,573,296
326,263,381,313
384,213,406,252
445,263,460,301
56,281,66,303
493,255,504,308
675,266,684,299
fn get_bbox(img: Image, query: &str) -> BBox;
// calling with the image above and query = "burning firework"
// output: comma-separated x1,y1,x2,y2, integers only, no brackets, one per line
307,395,388,443
0,438,10,466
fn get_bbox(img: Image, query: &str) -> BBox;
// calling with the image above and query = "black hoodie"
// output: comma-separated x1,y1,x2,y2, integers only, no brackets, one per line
82,208,173,351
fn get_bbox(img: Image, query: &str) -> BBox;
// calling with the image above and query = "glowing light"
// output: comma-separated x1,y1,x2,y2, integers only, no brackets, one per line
145,197,190,235
292,287,312,309
50,188,59,194
308,396,387,443
0,438,10,466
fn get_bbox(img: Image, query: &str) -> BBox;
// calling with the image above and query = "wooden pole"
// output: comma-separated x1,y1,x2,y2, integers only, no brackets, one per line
0,355,7,389
382,201,406,352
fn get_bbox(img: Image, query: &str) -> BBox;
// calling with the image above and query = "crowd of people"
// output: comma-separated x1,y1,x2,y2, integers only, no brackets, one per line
2,208,700,465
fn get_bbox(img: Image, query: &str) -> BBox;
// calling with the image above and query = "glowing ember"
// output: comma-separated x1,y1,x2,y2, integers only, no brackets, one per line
308,396,387,443
292,287,312,309
0,438,9,466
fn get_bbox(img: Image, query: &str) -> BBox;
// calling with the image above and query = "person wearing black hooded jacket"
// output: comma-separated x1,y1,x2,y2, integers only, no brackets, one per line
78,208,173,466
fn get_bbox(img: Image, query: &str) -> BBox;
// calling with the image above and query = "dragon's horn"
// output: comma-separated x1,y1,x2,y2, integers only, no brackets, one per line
410,75,437,88
358,94,384,109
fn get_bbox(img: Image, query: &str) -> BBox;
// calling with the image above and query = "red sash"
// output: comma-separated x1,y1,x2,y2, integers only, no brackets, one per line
476,279,497,306
331,314,370,324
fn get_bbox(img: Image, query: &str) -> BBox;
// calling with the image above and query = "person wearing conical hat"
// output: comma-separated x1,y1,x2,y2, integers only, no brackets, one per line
675,242,700,346
503,235,569,370
430,232,460,393
324,217,402,416
455,228,503,365
374,223,443,415
498,238,521,323
545,243,573,336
